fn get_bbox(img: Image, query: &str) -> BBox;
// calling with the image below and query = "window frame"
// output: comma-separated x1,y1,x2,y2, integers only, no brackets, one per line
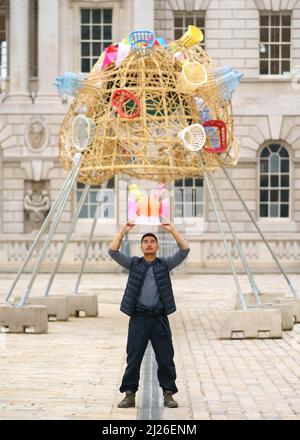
74,176,117,226
259,11,292,77
257,141,293,222
72,1,119,73
79,6,113,74
172,177,205,230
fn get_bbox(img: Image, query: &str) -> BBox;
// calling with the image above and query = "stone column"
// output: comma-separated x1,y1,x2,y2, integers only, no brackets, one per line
8,0,31,102
36,0,60,102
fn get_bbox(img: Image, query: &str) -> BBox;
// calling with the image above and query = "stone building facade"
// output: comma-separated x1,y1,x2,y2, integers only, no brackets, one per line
0,0,299,273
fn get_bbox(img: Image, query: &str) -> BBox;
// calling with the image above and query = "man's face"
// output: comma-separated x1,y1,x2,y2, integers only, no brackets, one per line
140,236,159,257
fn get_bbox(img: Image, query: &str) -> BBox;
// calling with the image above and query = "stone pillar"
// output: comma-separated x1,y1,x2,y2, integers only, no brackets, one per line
133,0,154,29
8,0,31,102
36,0,60,102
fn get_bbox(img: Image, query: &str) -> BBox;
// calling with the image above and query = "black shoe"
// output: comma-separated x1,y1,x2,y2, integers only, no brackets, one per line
117,391,136,408
163,390,178,408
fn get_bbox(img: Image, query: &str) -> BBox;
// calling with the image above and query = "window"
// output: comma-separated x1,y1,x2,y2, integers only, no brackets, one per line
259,144,290,218
80,8,113,73
0,14,8,80
174,178,204,218
76,177,115,219
259,12,291,75
173,11,205,48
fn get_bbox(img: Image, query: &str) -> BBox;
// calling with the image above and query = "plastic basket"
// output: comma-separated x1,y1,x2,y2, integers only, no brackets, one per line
129,30,155,54
71,114,96,152
111,89,141,119
177,62,207,93
203,120,227,153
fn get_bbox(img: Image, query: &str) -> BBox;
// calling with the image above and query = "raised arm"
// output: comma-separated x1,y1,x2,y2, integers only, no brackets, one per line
109,221,135,251
108,221,135,270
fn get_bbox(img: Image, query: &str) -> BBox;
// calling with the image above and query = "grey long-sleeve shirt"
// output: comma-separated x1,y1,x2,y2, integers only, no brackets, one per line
108,247,190,311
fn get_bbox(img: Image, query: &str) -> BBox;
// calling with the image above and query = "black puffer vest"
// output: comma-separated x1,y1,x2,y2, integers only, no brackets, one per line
120,256,176,317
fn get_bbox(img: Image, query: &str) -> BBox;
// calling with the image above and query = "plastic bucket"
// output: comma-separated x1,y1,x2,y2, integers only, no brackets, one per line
178,25,204,48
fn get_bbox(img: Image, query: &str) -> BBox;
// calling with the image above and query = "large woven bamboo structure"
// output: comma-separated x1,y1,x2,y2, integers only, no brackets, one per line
58,30,240,185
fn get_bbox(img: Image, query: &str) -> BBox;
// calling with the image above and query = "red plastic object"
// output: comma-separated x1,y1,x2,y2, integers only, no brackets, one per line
203,120,227,153
111,89,141,119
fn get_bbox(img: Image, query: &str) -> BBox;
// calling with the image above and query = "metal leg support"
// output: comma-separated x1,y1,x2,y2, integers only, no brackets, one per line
74,180,108,294
17,154,83,306
4,156,82,303
42,184,90,297
208,172,262,305
204,171,248,310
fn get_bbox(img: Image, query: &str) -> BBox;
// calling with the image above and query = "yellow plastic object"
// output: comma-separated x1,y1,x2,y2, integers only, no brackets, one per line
178,25,204,48
177,62,207,93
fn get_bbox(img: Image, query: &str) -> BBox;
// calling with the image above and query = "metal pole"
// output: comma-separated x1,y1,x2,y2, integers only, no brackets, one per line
209,172,262,305
204,171,248,310
18,155,83,306
4,154,82,303
222,165,300,298
42,184,90,297
74,180,108,294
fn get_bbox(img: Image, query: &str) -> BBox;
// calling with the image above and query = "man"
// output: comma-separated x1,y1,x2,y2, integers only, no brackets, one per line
108,221,190,409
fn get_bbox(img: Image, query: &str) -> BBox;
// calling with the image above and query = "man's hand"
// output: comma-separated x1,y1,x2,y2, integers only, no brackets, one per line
160,222,175,233
123,220,136,233
109,221,135,251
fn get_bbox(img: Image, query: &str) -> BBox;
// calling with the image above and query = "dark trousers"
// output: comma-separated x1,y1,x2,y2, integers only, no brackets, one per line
119,312,178,395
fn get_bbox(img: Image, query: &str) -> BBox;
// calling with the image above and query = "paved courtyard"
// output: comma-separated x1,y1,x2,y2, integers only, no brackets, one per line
0,272,300,420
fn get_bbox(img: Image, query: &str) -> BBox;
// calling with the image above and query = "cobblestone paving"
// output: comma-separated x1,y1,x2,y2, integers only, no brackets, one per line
0,273,300,420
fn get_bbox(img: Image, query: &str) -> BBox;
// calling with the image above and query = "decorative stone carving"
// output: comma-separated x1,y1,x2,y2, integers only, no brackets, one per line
25,119,49,152
24,181,50,232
